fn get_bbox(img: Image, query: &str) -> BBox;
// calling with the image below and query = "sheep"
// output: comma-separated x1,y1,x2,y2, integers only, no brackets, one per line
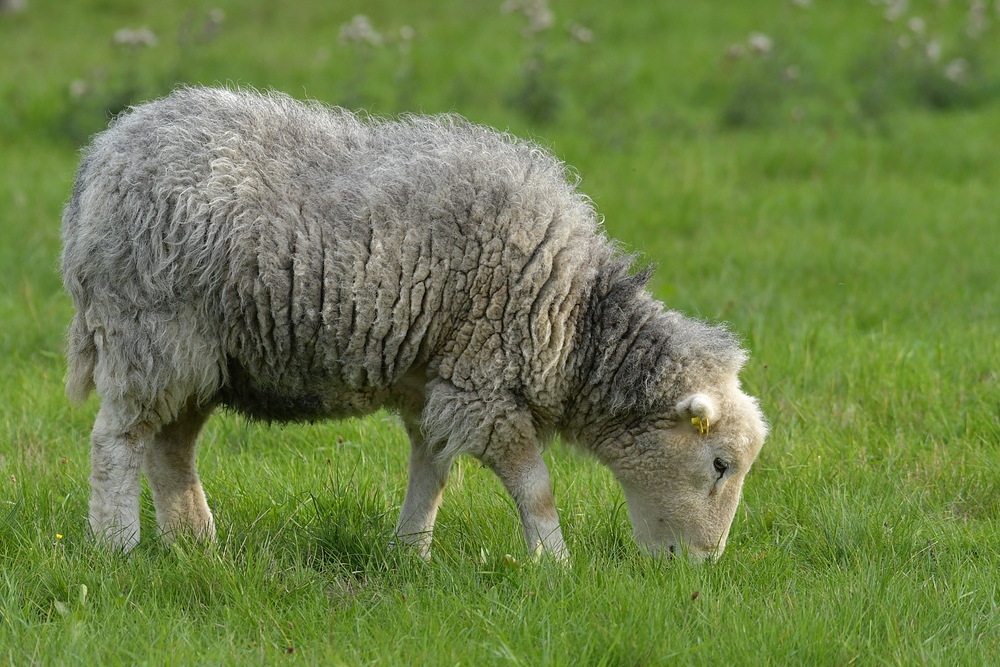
61,86,767,561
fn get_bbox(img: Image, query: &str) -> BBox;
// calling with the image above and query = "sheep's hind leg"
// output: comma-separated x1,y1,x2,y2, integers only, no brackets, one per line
393,419,453,559
89,402,151,552
142,401,216,546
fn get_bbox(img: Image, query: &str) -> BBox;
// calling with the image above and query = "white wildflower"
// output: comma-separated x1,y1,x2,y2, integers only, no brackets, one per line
0,0,26,14
783,65,800,82
883,0,908,21
907,16,925,33
925,39,942,61
967,0,988,37
69,79,89,99
897,34,912,49
748,32,773,56
113,27,158,48
790,0,811,7
396,25,415,55
339,15,383,47
569,23,594,43
501,0,554,36
944,58,969,82
726,43,746,59
202,8,225,40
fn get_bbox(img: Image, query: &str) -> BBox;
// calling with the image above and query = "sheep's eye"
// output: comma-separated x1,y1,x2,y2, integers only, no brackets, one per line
713,458,729,480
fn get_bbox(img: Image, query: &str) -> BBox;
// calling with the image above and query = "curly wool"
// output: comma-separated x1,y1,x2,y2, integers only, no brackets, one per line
62,86,745,460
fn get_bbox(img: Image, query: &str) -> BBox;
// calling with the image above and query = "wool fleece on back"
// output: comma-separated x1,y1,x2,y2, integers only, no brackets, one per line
62,87,767,560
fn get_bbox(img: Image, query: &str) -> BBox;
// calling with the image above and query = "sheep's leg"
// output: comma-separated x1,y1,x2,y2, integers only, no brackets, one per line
393,420,452,559
420,381,568,560
483,443,569,561
89,403,150,551
142,401,215,545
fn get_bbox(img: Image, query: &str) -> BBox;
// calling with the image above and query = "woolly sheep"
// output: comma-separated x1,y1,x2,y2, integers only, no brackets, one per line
61,87,767,561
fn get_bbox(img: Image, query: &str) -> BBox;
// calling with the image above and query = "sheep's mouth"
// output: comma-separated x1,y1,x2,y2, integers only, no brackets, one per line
640,541,677,561
646,541,720,564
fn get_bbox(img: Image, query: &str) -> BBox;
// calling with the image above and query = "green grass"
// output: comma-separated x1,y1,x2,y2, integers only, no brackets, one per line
2,0,999,664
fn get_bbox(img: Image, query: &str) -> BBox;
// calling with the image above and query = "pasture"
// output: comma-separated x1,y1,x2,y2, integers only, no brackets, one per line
2,0,999,663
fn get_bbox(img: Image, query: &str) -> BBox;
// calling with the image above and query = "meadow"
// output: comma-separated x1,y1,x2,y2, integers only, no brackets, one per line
2,0,999,663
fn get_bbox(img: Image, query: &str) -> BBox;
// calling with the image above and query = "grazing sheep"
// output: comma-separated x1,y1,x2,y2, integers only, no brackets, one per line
61,87,767,561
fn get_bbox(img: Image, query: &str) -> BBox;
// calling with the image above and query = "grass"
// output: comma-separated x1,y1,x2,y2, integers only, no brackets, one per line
2,0,999,663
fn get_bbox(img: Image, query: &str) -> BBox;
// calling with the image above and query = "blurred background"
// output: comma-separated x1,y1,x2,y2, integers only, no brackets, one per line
4,0,999,339
5,0,1000,146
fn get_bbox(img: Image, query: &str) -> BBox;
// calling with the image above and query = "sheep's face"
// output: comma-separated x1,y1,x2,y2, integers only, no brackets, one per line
611,386,767,562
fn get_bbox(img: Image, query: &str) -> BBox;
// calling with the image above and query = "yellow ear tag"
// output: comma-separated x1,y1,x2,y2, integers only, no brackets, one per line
691,416,710,435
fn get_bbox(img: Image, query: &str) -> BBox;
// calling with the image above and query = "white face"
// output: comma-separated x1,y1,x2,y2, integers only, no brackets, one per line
612,389,767,562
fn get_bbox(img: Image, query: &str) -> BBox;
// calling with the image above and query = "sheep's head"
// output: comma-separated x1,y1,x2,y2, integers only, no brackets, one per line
608,384,767,562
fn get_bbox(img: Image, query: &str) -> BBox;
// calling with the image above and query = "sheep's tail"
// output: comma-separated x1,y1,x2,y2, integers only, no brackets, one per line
66,310,96,404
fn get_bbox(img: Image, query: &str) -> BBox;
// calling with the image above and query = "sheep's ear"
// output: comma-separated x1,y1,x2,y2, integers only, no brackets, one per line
675,393,718,435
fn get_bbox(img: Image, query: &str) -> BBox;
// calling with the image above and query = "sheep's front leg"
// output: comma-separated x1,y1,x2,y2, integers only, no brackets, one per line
484,444,568,561
393,420,453,559
420,381,569,560
89,403,149,551
142,402,216,545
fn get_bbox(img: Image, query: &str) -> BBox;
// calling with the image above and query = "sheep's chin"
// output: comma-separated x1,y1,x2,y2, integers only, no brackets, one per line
640,540,718,564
